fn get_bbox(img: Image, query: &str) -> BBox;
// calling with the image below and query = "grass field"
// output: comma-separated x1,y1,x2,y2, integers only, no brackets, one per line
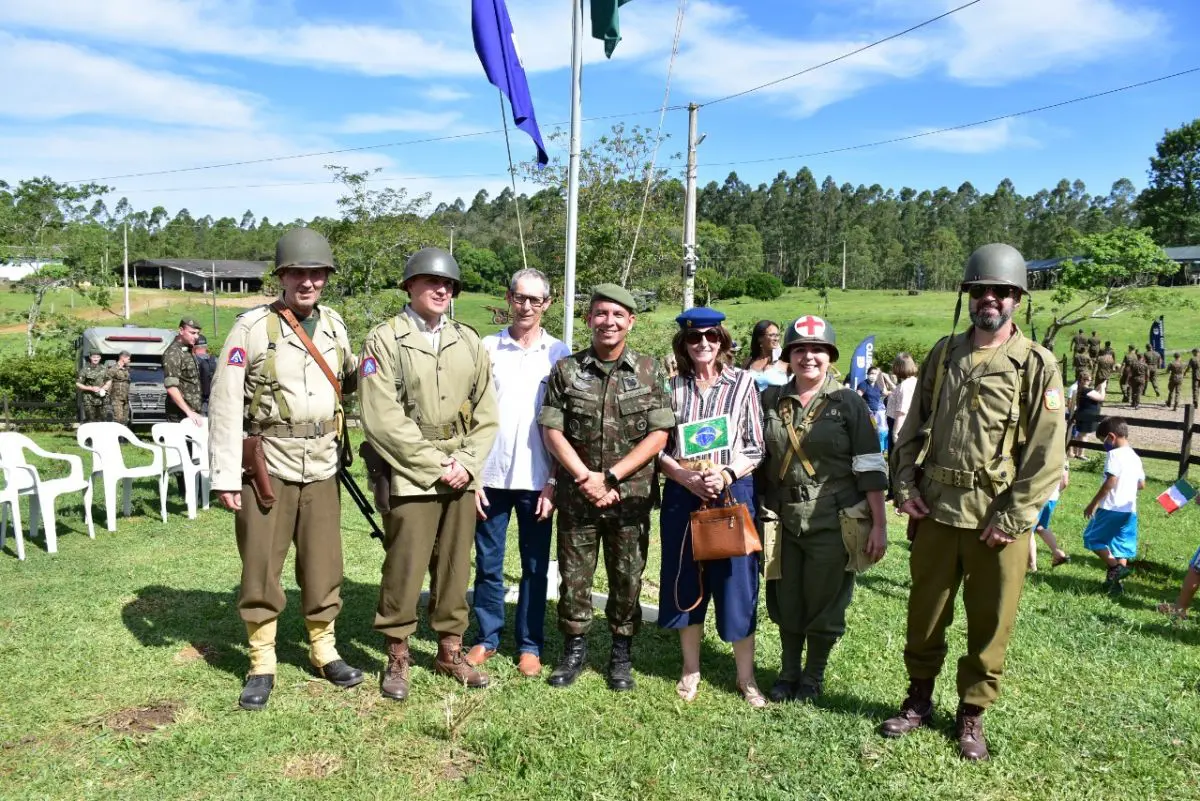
2,430,1199,800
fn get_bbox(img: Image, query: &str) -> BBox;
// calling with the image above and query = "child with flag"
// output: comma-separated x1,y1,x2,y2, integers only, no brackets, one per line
1082,417,1146,594
1156,478,1199,618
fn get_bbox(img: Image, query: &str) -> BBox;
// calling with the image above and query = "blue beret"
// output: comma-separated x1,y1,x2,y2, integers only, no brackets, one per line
675,306,726,329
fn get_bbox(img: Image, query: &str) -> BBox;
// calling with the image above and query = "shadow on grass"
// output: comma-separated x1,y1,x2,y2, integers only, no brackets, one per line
855,572,909,600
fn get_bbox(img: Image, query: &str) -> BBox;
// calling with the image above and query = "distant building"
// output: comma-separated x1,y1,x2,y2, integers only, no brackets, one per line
1025,246,1200,288
130,259,269,293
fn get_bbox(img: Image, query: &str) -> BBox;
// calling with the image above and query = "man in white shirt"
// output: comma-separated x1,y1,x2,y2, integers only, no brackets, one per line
466,269,571,677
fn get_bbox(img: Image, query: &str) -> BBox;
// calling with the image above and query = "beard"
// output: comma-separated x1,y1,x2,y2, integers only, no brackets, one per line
969,304,1012,333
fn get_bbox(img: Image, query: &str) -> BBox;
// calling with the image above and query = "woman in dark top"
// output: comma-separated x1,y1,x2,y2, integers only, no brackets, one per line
1070,369,1106,458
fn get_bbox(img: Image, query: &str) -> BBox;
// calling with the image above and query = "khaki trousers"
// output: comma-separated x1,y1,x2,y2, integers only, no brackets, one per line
374,492,475,640
903,517,1030,709
236,475,343,625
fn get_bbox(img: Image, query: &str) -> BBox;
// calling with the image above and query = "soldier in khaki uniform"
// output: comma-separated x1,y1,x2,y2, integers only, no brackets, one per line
107,351,132,425
359,248,499,701
539,284,674,692
76,352,110,422
209,228,364,711
882,243,1066,761
1166,353,1186,410
1144,344,1162,398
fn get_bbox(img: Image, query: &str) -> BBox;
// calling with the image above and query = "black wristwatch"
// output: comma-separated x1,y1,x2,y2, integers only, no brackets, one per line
604,469,620,489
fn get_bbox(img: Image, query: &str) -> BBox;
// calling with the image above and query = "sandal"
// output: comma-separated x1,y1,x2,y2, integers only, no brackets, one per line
676,672,700,702
1158,602,1188,620
738,680,767,709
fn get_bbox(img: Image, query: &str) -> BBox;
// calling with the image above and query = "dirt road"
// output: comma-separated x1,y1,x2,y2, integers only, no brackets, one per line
0,291,267,334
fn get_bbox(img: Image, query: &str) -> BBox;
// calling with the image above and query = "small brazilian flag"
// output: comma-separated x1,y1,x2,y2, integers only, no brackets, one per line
677,414,731,458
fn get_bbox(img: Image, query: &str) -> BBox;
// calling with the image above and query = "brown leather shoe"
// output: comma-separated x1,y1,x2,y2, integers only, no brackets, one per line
380,637,410,701
517,652,542,677
465,644,496,667
880,677,935,738
955,703,990,761
435,635,490,688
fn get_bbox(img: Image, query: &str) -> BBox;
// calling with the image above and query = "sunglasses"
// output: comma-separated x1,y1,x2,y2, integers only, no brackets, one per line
966,284,1019,300
684,329,721,345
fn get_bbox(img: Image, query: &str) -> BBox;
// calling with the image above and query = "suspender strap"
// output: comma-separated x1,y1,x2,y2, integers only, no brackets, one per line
778,395,828,481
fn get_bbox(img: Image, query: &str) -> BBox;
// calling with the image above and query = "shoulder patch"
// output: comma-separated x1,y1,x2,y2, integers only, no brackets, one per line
360,356,378,377
227,347,247,367
1043,387,1062,411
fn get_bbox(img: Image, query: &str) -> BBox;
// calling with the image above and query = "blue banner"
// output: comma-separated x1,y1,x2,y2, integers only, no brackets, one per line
849,335,875,390
472,0,549,166
1150,316,1165,361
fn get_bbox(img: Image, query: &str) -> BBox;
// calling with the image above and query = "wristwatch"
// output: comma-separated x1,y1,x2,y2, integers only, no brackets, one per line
604,469,620,489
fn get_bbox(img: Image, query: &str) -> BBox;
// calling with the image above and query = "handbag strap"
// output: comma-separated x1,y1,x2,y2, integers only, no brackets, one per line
674,519,706,614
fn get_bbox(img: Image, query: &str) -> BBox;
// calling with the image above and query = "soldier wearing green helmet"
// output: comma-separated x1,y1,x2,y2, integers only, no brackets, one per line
883,242,1065,761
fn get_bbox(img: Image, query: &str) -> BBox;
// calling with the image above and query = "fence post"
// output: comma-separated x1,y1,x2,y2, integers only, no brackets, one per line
1,395,7,431
1180,404,1195,481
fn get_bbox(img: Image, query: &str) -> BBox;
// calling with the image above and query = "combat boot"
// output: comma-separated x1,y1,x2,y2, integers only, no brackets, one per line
607,634,635,692
434,634,490,688
769,632,804,702
955,703,990,761
548,635,588,688
380,637,410,701
240,619,277,711
880,677,935,738
239,675,274,711
306,619,364,688
796,635,836,704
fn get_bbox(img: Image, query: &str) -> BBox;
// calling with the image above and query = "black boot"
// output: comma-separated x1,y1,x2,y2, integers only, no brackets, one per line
239,674,274,711
548,635,588,688
316,659,365,688
607,634,635,691
797,635,836,703
769,632,804,702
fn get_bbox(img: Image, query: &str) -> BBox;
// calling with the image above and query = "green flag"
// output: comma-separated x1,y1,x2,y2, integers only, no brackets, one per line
591,0,634,58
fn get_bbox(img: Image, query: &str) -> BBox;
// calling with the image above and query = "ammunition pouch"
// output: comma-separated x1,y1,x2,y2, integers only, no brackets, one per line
838,500,875,573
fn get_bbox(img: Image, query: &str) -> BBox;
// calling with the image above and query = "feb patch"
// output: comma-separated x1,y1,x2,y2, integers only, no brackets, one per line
227,347,246,367
360,356,378,377
1043,388,1062,411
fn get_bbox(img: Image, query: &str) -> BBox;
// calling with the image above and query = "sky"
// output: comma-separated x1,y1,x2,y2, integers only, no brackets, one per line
1,0,1197,225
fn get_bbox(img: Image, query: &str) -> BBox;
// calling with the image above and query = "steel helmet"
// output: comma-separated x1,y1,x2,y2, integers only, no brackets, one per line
781,314,839,362
962,243,1027,292
274,228,335,275
403,247,462,296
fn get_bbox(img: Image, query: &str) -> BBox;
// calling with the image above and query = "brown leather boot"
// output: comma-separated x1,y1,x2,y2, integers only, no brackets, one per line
380,637,410,701
880,677,935,738
955,703,990,761
434,635,490,688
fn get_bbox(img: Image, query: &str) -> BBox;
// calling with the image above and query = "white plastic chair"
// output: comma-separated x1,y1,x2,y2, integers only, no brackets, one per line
151,421,211,519
0,432,95,557
76,422,166,531
0,465,26,560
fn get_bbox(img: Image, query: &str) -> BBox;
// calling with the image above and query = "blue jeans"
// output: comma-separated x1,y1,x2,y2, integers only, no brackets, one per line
471,488,552,656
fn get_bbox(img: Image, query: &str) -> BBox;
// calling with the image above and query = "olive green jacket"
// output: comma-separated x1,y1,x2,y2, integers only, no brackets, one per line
891,324,1066,537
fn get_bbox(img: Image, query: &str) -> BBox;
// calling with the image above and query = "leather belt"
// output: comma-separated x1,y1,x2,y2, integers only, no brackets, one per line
250,418,338,439
926,463,978,489
419,422,465,440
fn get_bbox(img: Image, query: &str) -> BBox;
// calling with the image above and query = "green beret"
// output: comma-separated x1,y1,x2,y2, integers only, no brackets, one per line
590,283,638,313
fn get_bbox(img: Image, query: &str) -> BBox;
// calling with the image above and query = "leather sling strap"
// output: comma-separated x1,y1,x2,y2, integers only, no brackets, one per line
270,300,341,402
778,396,828,481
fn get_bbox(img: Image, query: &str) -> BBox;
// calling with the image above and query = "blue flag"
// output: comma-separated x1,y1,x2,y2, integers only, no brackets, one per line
472,0,549,167
849,336,875,390
1150,316,1165,361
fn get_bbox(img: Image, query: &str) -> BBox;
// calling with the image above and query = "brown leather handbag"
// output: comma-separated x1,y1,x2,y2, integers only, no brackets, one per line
689,491,761,561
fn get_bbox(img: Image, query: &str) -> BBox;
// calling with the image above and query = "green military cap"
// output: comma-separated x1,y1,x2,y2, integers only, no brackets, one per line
590,283,638,313
179,318,202,330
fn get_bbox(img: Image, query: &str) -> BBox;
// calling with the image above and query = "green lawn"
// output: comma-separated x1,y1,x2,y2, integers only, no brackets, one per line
2,433,1199,799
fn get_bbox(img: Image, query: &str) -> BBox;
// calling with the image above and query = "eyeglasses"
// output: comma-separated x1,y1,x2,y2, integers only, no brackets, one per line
510,293,548,307
966,284,1019,300
684,329,721,345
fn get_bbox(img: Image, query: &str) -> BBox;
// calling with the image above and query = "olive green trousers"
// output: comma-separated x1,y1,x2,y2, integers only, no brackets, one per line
903,517,1030,709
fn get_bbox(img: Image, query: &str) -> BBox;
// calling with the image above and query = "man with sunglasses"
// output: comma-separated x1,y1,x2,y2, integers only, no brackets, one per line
884,243,1066,761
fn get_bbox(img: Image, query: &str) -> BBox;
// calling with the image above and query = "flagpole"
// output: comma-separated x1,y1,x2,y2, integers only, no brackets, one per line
563,0,584,351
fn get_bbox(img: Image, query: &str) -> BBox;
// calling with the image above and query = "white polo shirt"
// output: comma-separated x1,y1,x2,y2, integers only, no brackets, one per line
480,326,572,491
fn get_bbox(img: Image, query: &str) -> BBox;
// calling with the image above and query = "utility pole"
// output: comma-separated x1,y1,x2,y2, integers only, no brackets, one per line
211,261,218,338
681,103,700,311
123,223,130,320
841,239,847,291
449,224,456,255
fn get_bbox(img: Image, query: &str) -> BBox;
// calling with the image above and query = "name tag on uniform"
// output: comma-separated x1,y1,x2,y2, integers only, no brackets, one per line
621,375,640,392
572,373,596,390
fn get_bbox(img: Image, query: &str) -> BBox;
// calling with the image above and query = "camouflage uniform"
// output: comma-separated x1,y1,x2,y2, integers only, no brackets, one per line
1072,349,1094,385
1094,351,1116,386
1144,348,1162,397
1119,349,1138,404
537,347,675,637
1188,351,1200,408
1086,334,1100,359
107,363,131,424
1070,332,1087,355
77,362,109,422
1128,357,1148,409
163,337,202,421
1166,356,1186,410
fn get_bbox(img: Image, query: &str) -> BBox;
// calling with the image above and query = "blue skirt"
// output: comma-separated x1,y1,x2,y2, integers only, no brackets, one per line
1083,509,1139,560
657,476,759,642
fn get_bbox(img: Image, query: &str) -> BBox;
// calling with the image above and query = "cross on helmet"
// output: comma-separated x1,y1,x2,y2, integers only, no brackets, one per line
781,314,839,361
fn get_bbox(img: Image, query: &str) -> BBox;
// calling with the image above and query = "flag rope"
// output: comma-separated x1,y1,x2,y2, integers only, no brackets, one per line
621,0,687,288
497,88,530,271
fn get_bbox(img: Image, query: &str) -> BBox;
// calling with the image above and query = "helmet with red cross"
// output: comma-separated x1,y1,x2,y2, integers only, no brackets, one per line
781,314,839,361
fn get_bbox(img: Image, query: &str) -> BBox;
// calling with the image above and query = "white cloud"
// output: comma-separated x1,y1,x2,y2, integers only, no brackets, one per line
338,111,471,136
0,32,258,126
905,118,1039,154
422,85,471,103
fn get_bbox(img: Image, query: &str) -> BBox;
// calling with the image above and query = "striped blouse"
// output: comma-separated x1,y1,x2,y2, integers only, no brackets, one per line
665,366,765,471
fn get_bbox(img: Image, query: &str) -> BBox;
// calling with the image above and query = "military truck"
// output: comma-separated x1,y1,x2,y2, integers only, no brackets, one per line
75,326,176,424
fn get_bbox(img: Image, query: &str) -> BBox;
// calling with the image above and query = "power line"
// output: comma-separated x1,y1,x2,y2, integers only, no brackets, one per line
702,66,1200,167
112,172,509,195
701,0,985,107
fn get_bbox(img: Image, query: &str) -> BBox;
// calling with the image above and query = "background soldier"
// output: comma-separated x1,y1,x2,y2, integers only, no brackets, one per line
163,318,204,425
1094,347,1116,388
884,243,1065,761
1129,354,1148,410
209,227,364,711
76,351,109,422
1119,345,1138,404
1189,349,1200,407
359,248,498,701
194,334,217,414
1144,343,1162,398
538,284,674,692
1166,352,1185,411
1100,341,1114,358
1070,329,1087,355
1072,347,1093,386
107,351,132,425
1086,330,1100,359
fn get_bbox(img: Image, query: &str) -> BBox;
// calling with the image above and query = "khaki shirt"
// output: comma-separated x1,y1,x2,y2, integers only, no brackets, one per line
358,312,498,496
891,324,1066,536
208,304,357,492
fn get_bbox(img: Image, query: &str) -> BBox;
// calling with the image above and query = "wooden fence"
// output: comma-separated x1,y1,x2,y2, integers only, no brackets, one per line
0,399,77,429
1067,403,1198,480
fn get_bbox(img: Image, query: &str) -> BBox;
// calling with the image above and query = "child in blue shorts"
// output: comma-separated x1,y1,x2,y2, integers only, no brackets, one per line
1082,417,1145,594
1029,463,1071,571
1158,543,1200,619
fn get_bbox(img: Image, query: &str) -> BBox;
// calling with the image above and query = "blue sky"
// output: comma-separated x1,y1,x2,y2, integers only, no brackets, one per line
1,0,1196,223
